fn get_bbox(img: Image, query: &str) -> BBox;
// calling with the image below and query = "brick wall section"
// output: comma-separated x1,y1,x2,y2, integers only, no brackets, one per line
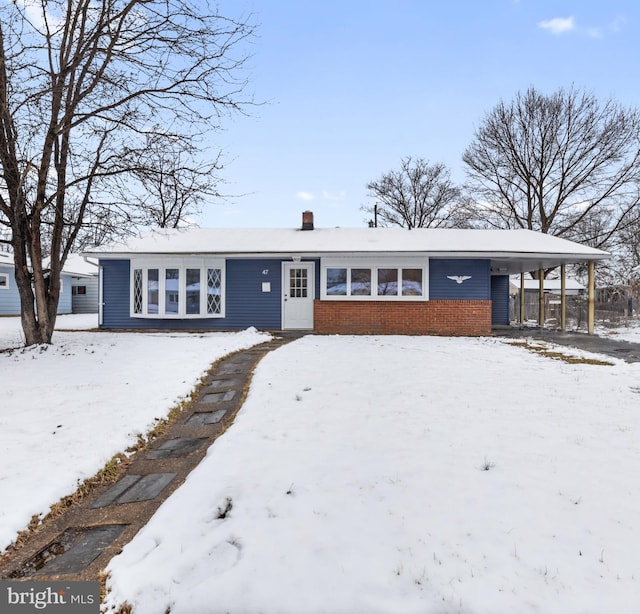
313,300,492,335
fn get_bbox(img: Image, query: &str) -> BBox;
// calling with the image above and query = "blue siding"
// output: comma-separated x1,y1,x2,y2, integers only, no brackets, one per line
100,257,319,330
491,275,510,325
225,259,282,329
101,260,132,328
0,265,20,315
58,274,72,314
429,259,491,299
0,266,72,315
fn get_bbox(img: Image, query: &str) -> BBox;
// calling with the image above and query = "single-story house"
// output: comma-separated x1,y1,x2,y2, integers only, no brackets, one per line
83,212,609,336
0,251,75,316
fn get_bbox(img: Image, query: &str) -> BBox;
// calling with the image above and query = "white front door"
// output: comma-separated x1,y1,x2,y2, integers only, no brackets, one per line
282,262,314,329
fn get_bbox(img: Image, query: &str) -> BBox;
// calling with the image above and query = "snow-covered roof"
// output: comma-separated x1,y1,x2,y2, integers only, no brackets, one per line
519,279,585,291
62,254,99,277
84,227,609,274
1,252,98,277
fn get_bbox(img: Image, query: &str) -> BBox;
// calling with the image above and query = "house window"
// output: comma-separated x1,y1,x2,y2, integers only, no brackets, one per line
0,273,8,289
207,268,222,314
131,258,225,318
378,268,398,295
402,269,423,296
72,285,87,295
352,268,371,295
321,258,427,300
327,268,347,295
186,268,201,315
289,267,309,298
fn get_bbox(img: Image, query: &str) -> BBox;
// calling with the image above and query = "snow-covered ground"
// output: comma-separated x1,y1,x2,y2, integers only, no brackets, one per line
0,315,271,551
597,319,640,344
3,317,640,612
102,335,640,614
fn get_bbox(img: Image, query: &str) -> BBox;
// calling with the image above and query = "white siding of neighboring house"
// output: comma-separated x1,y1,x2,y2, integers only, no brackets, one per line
71,275,99,313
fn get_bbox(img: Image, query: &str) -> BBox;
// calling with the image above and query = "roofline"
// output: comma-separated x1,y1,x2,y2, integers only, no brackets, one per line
86,249,610,260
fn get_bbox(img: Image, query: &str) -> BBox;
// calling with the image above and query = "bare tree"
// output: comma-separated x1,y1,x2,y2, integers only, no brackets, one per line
0,0,254,345
128,133,223,229
463,86,640,250
364,157,467,229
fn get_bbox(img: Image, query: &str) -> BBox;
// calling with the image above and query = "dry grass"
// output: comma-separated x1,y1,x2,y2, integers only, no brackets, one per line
508,340,615,366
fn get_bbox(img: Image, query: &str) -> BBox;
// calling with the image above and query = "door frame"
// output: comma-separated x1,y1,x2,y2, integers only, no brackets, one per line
281,261,315,329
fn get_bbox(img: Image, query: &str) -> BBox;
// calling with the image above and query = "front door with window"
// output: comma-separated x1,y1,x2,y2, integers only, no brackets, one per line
282,262,314,329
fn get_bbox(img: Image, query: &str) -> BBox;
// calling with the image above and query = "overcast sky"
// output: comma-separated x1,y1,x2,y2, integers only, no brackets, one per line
205,0,638,229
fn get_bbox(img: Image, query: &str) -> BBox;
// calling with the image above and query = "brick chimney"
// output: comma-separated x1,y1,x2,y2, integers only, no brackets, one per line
301,210,314,230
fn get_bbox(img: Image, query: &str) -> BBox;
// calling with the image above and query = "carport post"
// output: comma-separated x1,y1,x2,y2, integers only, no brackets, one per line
519,272,525,324
560,264,566,330
538,269,545,326
588,260,595,335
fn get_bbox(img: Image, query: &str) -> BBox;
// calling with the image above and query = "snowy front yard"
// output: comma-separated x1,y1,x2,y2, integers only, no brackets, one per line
0,315,271,551
2,317,640,613
103,335,640,614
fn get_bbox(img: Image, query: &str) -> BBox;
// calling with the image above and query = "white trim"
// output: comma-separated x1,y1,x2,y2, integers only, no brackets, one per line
129,257,225,319
320,256,429,301
0,272,9,289
98,265,104,326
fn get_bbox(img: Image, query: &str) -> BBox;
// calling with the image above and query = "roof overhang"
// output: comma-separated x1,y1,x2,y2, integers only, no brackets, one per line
83,227,610,273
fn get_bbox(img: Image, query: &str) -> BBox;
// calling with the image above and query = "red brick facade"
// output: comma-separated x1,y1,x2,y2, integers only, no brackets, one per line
313,300,492,336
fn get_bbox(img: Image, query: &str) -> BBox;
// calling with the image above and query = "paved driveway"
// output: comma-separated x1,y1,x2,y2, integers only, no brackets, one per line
493,327,640,363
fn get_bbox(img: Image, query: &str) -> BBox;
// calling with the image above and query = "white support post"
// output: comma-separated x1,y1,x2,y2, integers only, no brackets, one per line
538,269,545,326
560,264,566,330
588,260,595,335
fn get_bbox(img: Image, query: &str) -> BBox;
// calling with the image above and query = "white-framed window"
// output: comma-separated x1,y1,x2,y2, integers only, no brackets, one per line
130,258,225,318
0,272,9,289
321,256,428,300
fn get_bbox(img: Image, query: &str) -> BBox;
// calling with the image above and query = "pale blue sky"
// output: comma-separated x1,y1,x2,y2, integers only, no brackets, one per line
205,0,638,228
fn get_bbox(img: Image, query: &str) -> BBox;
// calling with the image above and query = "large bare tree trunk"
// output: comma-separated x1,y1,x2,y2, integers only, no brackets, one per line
0,1,254,345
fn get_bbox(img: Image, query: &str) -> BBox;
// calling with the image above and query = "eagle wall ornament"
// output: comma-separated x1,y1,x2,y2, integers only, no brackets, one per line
447,275,472,284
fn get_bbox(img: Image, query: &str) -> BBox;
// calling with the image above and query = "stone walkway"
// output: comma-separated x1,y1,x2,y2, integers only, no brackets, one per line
493,326,640,363
0,335,296,582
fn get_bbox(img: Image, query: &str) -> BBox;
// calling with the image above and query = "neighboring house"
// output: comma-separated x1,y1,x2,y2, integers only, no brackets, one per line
64,254,99,314
510,277,586,296
0,251,75,316
0,252,20,316
83,212,609,336
509,276,587,324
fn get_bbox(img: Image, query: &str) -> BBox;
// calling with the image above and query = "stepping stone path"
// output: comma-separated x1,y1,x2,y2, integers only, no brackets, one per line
0,335,296,582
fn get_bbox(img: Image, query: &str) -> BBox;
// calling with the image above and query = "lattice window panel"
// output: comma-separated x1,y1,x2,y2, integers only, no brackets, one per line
207,268,222,314
133,269,143,313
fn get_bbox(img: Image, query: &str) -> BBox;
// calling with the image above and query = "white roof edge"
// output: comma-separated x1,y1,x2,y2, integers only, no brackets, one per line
86,250,610,260
82,227,610,260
